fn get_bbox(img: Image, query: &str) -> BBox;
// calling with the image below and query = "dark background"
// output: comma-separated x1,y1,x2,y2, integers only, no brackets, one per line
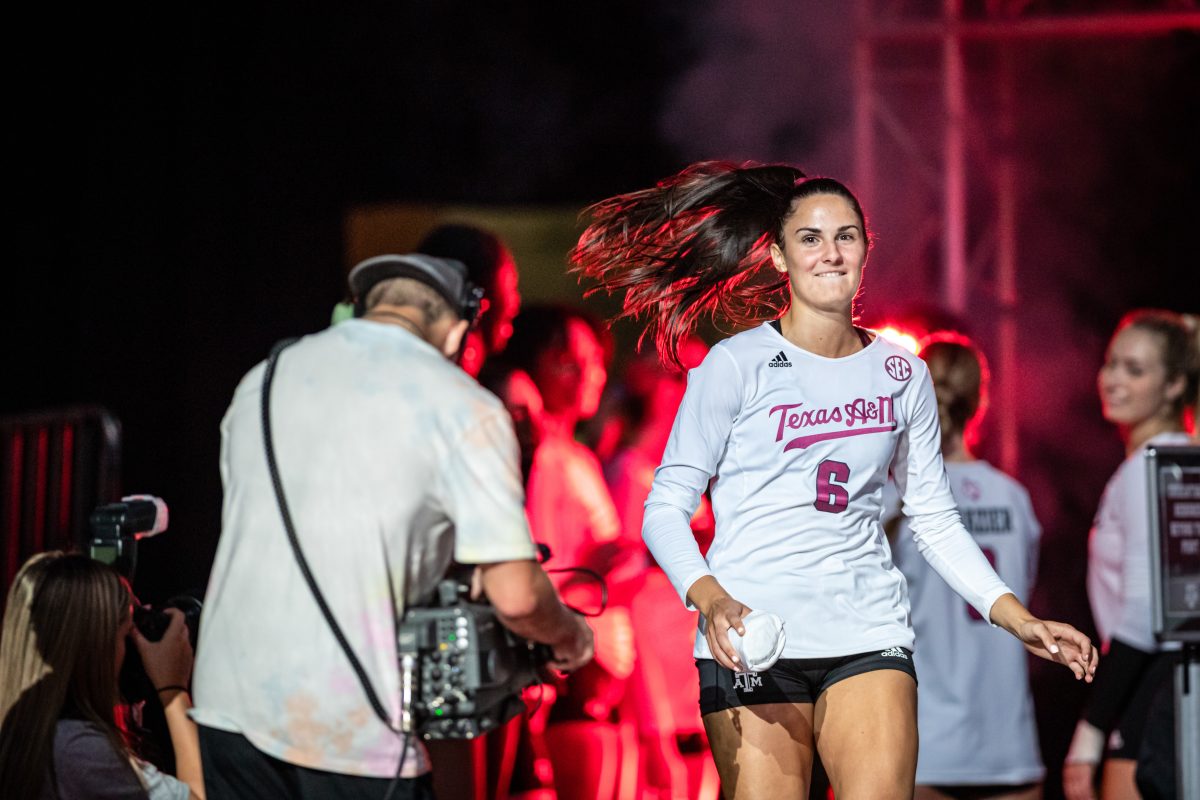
5,4,1198,795
8,3,694,599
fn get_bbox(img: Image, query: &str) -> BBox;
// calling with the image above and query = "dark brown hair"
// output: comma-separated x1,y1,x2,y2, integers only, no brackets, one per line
919,332,990,448
0,552,136,798
569,160,870,368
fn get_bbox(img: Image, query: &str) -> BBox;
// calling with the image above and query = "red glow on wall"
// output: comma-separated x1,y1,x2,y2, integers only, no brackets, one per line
6,432,23,577
59,425,74,532
33,428,48,542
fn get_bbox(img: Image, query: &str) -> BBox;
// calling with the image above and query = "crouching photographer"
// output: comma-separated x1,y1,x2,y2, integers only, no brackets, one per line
191,254,593,800
0,551,206,799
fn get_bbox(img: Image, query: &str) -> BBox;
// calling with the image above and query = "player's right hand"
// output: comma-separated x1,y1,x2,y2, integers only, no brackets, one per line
703,594,752,672
550,614,594,674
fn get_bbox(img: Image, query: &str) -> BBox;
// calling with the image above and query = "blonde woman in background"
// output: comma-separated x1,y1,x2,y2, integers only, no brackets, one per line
1064,309,1200,800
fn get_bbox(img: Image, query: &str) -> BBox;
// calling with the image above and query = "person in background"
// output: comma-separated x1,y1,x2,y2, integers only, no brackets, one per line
1133,310,1200,800
417,225,540,800
192,255,592,799
570,159,1097,799
885,333,1045,800
502,303,640,800
0,551,204,799
602,339,721,800
1063,308,1199,800
417,223,543,488
417,223,522,378
601,336,713,552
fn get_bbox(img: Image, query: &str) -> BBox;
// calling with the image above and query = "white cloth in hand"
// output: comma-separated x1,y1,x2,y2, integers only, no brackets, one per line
726,610,786,672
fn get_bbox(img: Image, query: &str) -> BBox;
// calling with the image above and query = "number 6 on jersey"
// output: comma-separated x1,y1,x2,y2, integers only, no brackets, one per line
815,459,850,513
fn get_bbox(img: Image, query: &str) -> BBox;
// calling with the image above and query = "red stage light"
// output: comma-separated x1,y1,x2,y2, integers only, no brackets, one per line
875,325,921,354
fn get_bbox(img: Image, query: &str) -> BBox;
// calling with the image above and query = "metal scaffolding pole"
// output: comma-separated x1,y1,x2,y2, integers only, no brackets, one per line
996,47,1019,476
942,0,968,316
854,2,1200,475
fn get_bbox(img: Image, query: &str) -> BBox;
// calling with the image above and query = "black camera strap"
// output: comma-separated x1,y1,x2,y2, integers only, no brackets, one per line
260,338,398,732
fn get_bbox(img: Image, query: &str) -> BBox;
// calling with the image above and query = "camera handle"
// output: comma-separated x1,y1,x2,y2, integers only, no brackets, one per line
261,338,411,797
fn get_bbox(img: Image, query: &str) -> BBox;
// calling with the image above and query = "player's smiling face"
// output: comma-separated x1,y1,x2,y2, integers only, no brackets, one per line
1097,325,1183,429
770,193,867,315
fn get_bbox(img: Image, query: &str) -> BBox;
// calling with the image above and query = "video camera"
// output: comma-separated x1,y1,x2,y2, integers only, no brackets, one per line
88,495,202,700
398,569,552,740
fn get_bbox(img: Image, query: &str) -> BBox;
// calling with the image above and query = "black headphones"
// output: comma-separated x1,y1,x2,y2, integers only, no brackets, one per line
348,254,485,326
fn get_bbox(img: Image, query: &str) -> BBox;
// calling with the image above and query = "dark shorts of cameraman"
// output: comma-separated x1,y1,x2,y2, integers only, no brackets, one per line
199,726,435,800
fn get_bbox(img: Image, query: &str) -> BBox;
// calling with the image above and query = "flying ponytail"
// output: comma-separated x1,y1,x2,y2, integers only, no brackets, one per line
569,160,807,369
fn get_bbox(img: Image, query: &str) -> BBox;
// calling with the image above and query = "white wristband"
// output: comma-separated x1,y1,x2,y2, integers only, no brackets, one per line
1064,720,1105,765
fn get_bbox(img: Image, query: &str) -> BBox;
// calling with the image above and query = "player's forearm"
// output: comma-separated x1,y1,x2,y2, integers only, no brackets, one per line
686,575,731,619
987,592,1034,636
912,507,1011,619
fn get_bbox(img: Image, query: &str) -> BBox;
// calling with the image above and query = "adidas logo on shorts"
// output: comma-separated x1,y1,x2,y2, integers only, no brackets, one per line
768,351,792,368
880,646,908,660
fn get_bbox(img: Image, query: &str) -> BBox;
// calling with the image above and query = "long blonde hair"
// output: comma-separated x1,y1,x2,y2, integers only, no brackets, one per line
0,551,135,797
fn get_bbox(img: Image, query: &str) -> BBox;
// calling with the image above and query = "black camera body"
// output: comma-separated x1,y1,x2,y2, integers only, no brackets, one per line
398,577,551,740
87,496,202,700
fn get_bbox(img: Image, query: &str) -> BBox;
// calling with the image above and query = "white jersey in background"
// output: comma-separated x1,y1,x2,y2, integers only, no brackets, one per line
643,323,1011,660
889,461,1045,785
1088,431,1192,653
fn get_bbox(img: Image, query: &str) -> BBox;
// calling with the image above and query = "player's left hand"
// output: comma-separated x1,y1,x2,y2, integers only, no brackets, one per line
1016,618,1098,681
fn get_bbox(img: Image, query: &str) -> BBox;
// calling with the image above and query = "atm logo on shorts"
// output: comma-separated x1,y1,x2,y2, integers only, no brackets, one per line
733,672,763,692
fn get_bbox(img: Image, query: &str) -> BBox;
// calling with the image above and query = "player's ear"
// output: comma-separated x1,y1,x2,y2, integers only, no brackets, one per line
769,242,787,274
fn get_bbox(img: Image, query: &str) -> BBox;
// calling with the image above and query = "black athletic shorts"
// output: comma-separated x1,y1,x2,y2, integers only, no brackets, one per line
697,646,917,716
1107,652,1173,760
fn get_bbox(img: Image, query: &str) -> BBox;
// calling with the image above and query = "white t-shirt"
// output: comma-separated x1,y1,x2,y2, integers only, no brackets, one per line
643,323,1011,659
1087,431,1192,652
890,461,1045,785
192,319,538,778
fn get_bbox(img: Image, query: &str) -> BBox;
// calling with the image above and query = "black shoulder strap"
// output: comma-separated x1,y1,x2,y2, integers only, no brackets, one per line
260,338,397,731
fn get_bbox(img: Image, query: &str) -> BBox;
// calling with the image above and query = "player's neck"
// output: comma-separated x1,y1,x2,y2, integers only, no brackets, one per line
942,433,974,463
1121,415,1184,456
540,412,579,442
778,306,862,358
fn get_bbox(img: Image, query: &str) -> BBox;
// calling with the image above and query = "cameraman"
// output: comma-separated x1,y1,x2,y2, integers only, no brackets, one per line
191,254,593,799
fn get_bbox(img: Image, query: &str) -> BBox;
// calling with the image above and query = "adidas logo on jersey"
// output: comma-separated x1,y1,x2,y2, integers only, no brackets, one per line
880,646,908,660
768,351,792,368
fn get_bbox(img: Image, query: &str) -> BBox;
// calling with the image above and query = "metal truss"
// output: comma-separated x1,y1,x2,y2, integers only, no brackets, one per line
853,0,1200,472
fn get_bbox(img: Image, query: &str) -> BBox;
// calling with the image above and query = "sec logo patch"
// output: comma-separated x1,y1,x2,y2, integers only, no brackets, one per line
885,356,912,382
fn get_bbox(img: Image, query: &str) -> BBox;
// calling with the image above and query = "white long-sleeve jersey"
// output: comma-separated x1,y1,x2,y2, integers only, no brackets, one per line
891,461,1045,785
1088,431,1192,653
643,323,1011,658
